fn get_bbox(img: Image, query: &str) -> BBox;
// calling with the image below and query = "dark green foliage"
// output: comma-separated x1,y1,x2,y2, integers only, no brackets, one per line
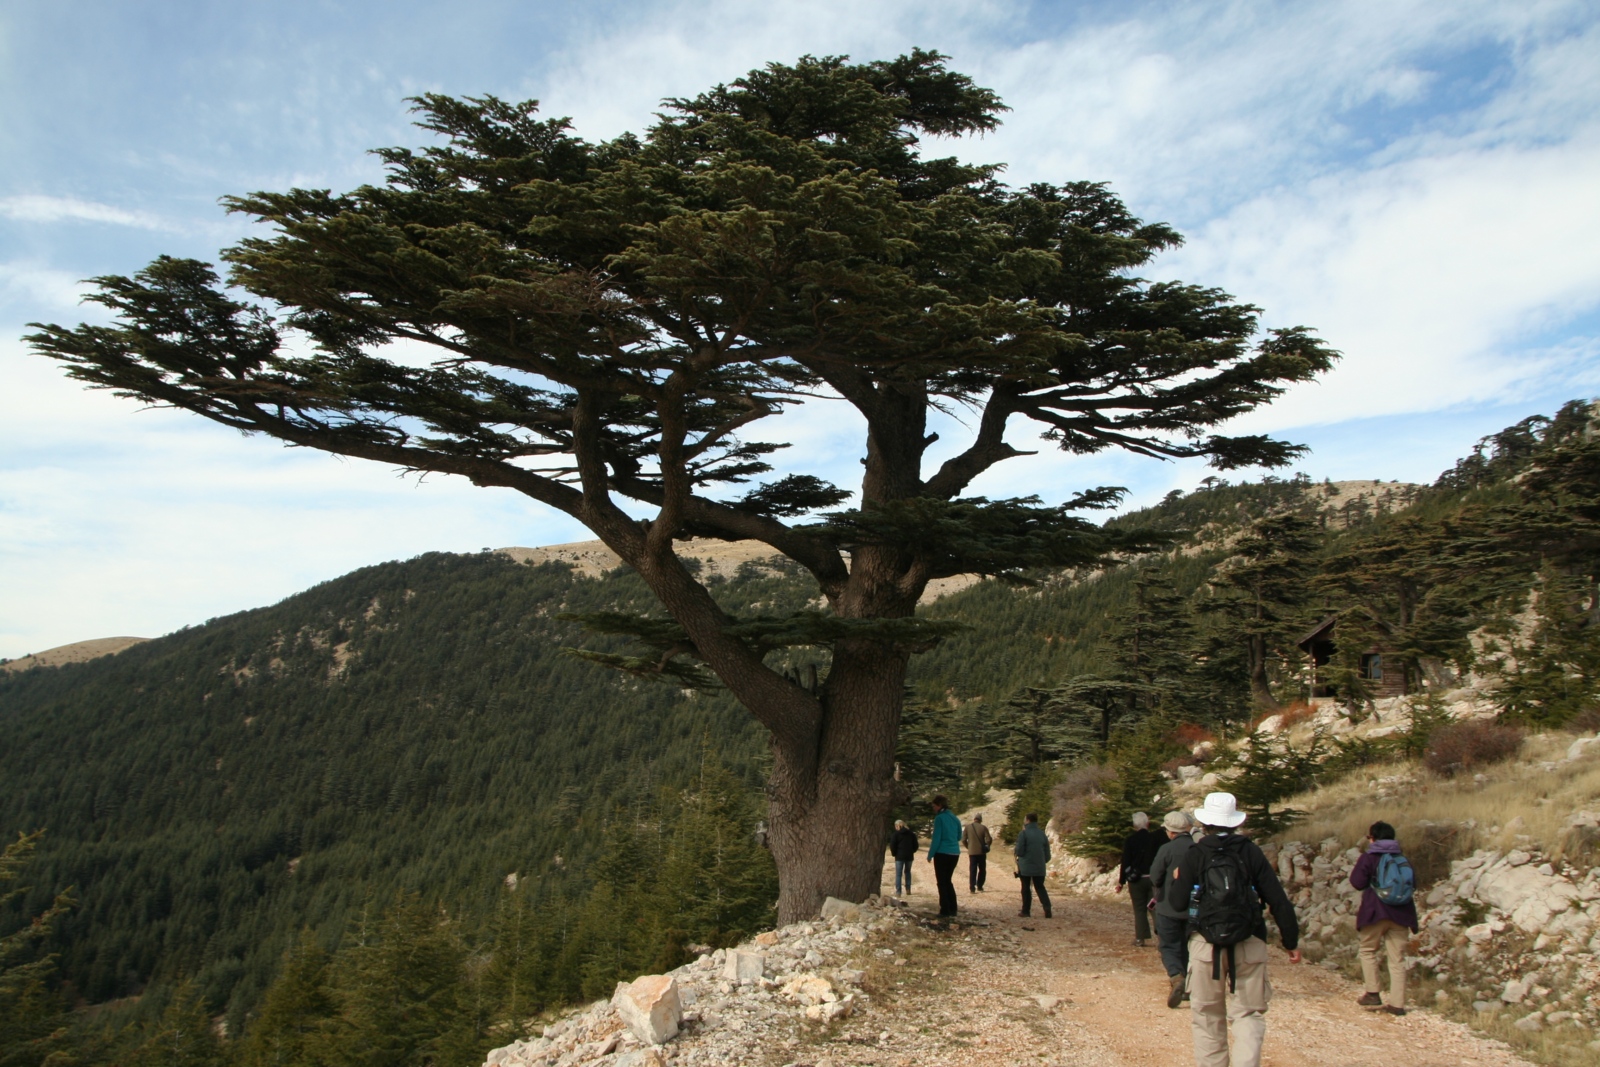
1194,511,1322,709
317,897,482,1067
0,833,74,1067
124,981,223,1067
990,687,1098,780
235,934,334,1067
1217,731,1329,834
0,552,774,1032
1067,721,1184,858
1000,765,1061,845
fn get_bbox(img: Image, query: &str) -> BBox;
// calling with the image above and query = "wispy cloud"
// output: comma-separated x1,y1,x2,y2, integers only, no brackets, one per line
0,194,167,229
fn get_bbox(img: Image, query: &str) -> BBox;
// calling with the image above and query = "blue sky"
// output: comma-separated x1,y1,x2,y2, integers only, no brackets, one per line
3,0,1599,658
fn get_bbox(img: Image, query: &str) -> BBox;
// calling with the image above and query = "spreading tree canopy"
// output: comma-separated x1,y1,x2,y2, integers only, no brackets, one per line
28,51,1334,919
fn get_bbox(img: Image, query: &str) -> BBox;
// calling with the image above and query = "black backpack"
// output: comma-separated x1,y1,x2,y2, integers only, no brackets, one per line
1193,838,1260,990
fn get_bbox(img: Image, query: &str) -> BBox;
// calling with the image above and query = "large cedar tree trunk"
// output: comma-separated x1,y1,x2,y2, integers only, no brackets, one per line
763,637,909,922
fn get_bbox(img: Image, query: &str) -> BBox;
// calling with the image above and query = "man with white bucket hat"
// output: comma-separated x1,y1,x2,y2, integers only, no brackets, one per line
1179,792,1300,1067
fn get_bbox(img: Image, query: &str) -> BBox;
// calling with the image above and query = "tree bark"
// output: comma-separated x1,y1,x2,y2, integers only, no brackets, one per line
1247,635,1280,710
764,636,909,923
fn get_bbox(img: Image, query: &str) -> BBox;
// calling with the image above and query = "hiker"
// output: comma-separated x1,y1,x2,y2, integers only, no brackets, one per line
1349,820,1417,1015
1014,812,1052,918
890,820,919,897
1182,792,1300,1067
1149,810,1196,1008
926,795,962,917
1117,811,1163,946
963,812,993,892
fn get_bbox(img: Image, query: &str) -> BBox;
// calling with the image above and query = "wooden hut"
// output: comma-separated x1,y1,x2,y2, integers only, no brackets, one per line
1297,615,1407,700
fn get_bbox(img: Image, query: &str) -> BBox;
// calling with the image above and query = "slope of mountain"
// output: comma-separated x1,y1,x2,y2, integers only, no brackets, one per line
0,551,801,1022
0,637,148,672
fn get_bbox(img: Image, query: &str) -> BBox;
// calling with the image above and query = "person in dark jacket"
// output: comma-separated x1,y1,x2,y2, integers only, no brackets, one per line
1118,811,1163,946
1013,812,1052,918
1349,820,1418,1014
889,820,919,897
1182,793,1300,1067
1148,810,1196,1007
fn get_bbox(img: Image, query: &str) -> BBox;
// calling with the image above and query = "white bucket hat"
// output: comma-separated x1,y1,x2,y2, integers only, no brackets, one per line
1193,792,1248,828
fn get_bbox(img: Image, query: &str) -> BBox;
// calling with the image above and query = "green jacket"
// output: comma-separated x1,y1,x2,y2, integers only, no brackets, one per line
1013,822,1051,877
928,808,962,857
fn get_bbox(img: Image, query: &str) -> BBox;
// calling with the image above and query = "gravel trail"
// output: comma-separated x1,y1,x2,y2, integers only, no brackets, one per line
844,856,1531,1067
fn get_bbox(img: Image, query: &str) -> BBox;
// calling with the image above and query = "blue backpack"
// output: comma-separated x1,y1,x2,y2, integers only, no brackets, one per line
1373,852,1415,906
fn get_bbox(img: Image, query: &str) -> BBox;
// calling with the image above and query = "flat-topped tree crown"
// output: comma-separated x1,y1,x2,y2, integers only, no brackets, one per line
28,51,1334,921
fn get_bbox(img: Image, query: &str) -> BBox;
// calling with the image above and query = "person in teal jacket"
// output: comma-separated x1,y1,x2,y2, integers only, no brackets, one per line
926,795,962,916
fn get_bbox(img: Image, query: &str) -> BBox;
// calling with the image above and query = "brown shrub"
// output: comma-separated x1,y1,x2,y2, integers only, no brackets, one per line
1564,706,1600,734
1423,720,1524,777
1050,764,1115,838
1278,702,1317,729
1171,722,1216,747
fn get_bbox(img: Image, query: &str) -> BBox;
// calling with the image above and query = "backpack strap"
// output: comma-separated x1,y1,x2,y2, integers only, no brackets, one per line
1209,943,1239,993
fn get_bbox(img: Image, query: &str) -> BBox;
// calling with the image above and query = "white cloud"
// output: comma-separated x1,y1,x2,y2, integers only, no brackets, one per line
1158,133,1600,429
0,261,93,310
0,194,167,229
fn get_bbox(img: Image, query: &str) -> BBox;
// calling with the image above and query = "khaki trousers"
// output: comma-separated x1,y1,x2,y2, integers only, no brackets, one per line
1188,935,1271,1067
1358,919,1408,1009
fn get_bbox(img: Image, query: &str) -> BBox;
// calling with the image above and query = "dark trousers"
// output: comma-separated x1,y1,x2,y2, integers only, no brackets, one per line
1020,875,1050,916
1128,876,1153,940
933,853,959,915
969,853,987,890
1155,913,1189,977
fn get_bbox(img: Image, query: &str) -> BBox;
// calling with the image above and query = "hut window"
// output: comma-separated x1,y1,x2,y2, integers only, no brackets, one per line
1361,653,1383,681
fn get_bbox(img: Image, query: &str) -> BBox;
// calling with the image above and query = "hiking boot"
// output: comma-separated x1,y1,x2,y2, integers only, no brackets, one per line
1043,906,1052,918
1356,992,1383,1007
1167,974,1186,1009
1378,1005,1407,1016
1133,938,1146,947
1018,910,1030,917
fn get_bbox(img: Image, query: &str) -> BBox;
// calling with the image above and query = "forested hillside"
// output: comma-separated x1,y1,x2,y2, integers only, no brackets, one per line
0,553,802,1048
1,401,1596,1065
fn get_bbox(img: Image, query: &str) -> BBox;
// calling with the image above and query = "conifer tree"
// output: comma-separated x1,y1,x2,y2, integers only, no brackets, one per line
27,52,1334,919
0,833,74,1067
322,896,481,1067
237,933,335,1067
1102,567,1194,697
657,757,778,951
1066,720,1180,858
125,981,224,1067
1196,511,1322,709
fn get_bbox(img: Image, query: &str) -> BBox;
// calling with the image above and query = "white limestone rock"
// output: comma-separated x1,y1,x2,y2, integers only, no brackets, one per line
612,974,682,1045
722,949,766,983
1474,860,1580,933
819,897,862,923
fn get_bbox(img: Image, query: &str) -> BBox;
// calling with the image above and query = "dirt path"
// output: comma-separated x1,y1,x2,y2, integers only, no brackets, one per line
852,855,1530,1067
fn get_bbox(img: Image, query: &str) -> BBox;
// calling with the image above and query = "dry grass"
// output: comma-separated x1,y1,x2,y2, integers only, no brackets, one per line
1269,732,1600,868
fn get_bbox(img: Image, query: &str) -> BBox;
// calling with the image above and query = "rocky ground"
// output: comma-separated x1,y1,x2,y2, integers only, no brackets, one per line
486,854,1541,1067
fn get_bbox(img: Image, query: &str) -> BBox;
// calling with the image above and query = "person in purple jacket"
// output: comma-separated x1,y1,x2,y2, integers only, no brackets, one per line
1349,821,1418,1015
